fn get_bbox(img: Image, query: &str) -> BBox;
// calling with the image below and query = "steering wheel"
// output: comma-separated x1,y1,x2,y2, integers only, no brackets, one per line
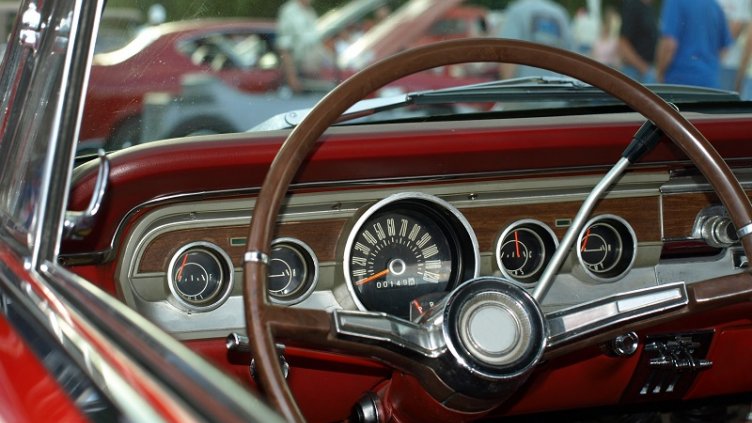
243,39,752,422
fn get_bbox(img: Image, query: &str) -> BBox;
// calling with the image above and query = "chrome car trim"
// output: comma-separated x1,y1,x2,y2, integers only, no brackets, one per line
661,168,752,194
575,214,638,283
63,150,109,240
268,237,320,306
737,222,752,239
112,173,666,339
167,241,235,312
546,282,688,347
3,268,163,422
333,309,446,358
341,192,481,314
244,250,270,264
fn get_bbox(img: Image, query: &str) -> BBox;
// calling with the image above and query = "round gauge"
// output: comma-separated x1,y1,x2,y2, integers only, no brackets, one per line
344,193,479,319
577,215,637,282
495,220,558,284
268,238,318,305
168,242,234,311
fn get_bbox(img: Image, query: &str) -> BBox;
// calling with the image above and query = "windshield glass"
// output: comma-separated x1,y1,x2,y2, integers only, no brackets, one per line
79,0,750,155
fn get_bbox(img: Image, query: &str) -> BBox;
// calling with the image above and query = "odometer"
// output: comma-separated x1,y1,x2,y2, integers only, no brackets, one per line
343,193,479,318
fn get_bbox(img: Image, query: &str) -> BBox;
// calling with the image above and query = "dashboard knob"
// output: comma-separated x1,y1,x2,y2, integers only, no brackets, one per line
608,332,639,357
700,215,738,248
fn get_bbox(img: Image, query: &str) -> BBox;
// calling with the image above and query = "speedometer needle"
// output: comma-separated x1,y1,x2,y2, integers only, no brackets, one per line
355,269,389,286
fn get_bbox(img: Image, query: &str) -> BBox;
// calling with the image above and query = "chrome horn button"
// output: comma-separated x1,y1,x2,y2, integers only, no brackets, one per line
444,278,547,381
459,291,526,365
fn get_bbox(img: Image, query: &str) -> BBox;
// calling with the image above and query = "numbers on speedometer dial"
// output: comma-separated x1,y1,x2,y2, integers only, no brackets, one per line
350,212,453,317
344,193,479,319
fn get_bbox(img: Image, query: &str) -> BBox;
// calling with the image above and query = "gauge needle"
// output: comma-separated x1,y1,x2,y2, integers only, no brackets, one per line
412,299,424,315
514,230,521,257
176,253,189,281
355,269,389,286
581,228,591,252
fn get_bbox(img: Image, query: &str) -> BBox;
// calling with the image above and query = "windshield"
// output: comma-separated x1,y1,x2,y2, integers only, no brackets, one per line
79,0,750,155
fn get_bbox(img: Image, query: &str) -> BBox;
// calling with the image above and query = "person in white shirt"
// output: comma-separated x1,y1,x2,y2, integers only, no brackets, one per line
276,0,332,93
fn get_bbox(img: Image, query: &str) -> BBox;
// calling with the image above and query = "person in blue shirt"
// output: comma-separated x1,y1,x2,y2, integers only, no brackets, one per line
655,0,732,88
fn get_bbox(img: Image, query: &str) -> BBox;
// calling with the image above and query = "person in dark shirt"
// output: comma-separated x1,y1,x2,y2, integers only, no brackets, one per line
618,0,658,83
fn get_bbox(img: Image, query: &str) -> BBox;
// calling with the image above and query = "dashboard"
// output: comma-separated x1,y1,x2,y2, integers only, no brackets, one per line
114,165,745,340
58,109,752,420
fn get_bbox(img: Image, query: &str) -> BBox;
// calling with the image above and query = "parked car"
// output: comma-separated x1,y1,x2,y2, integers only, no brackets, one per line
2,0,752,422
81,0,392,153
82,18,279,151
141,0,494,142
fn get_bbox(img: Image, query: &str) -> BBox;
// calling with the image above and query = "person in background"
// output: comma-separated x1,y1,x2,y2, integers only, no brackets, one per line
655,0,732,88
571,7,598,55
276,0,332,93
498,0,572,79
591,6,621,68
717,0,752,93
618,0,657,83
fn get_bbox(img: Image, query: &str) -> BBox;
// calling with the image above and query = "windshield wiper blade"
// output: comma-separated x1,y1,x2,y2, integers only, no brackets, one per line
250,77,741,131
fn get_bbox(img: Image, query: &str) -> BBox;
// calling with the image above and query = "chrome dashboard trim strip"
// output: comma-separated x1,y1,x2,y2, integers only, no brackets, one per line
546,282,688,347
661,169,752,194
62,168,668,266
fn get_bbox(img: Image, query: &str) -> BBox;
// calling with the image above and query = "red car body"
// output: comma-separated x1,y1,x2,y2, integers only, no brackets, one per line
82,19,279,147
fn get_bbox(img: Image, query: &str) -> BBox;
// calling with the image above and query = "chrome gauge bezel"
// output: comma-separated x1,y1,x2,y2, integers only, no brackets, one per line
576,214,637,283
167,241,234,312
268,237,319,306
494,219,558,286
342,192,480,317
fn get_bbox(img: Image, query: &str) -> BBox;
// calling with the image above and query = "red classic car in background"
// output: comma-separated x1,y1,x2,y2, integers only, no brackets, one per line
80,0,493,151
82,19,279,150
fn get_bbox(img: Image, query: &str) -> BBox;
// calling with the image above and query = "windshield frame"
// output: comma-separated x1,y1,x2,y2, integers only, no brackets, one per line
0,0,101,267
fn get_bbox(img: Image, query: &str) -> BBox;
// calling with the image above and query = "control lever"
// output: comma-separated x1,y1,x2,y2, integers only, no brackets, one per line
532,119,664,301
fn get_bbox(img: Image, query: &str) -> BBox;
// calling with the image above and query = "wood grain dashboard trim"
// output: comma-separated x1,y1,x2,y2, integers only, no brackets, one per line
137,196,661,274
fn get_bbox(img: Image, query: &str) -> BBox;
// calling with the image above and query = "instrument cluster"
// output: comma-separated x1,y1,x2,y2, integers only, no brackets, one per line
162,193,639,317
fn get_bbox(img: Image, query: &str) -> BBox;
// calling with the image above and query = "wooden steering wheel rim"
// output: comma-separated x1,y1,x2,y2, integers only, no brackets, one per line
243,38,752,422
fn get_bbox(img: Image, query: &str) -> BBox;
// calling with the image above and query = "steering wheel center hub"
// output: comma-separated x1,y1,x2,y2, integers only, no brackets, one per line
444,278,546,381
464,300,520,358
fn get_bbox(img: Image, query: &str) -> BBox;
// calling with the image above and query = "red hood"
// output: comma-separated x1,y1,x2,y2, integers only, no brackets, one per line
338,0,465,70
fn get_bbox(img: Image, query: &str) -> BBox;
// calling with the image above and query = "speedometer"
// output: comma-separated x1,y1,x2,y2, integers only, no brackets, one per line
343,193,479,318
